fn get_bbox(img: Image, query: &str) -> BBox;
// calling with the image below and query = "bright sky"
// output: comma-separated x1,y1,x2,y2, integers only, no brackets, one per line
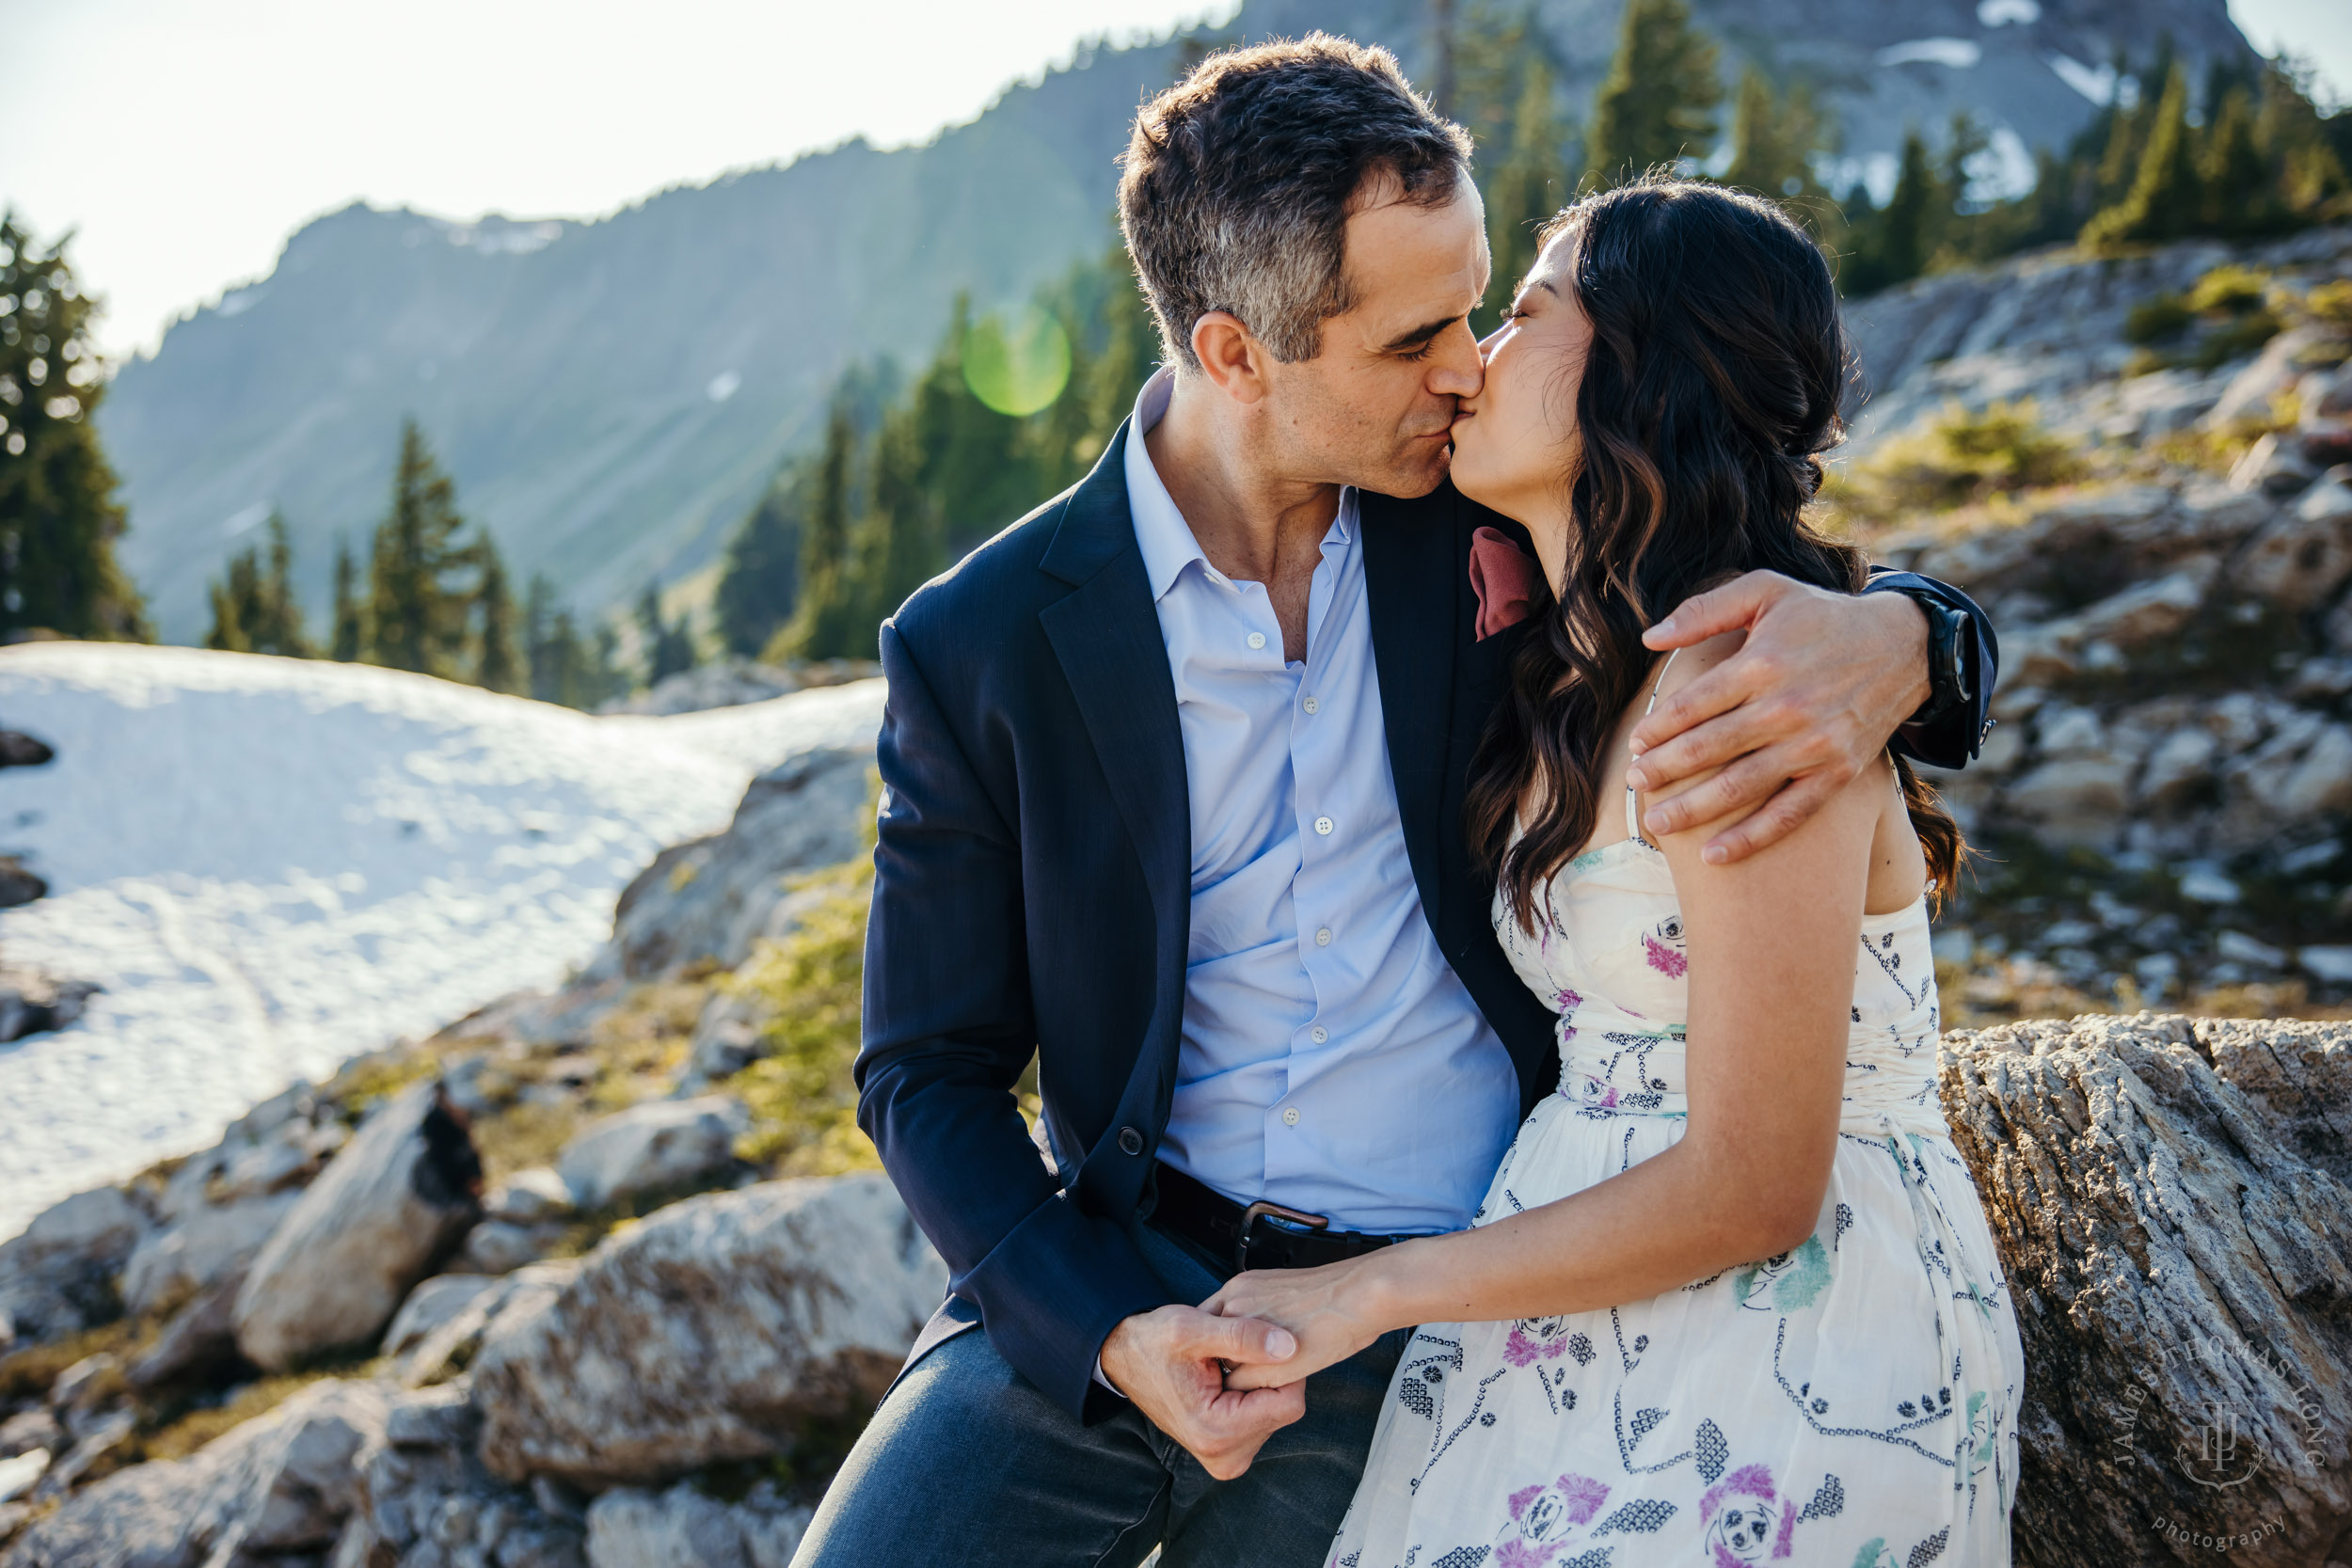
2,0,2343,363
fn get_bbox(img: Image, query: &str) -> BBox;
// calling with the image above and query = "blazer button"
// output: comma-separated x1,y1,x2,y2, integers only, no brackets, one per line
1118,1126,1145,1156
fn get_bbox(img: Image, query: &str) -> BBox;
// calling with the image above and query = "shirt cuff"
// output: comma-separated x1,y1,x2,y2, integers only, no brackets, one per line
1094,1356,1124,1399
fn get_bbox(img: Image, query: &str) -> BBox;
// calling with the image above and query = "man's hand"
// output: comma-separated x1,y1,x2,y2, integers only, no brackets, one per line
1098,1305,1304,1480
1201,1257,1388,1393
1626,572,1929,865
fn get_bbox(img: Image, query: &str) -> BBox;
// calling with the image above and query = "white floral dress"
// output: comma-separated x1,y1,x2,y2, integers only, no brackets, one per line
1327,823,2024,1568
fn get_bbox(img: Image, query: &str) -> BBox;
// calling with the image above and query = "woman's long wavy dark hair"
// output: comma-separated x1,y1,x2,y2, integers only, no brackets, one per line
1466,175,1964,932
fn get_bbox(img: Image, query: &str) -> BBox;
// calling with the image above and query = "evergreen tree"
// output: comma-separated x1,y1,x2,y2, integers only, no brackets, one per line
330,538,364,661
203,512,310,656
586,622,628,707
1722,68,1827,213
1479,55,1574,332
2201,88,2277,237
1583,0,1722,189
471,531,521,693
2082,64,2201,248
365,420,472,675
714,467,803,657
0,213,151,642
774,401,863,660
1846,131,1935,294
634,584,698,686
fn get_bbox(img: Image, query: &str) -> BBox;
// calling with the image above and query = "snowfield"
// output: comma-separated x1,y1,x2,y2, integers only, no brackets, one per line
0,643,884,1241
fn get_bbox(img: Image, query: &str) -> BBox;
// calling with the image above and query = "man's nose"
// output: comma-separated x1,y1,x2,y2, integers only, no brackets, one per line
1426,320,1485,398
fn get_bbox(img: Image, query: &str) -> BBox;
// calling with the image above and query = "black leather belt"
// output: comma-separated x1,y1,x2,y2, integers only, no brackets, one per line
1152,1164,1407,1273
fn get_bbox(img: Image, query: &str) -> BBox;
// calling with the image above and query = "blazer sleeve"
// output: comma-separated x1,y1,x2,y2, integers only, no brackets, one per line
856,619,1176,1421
1863,569,2001,772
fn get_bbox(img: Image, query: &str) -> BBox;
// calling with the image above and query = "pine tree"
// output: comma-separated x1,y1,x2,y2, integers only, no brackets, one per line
1846,131,1936,294
1722,68,1825,209
774,401,863,660
714,467,803,657
0,213,151,642
471,531,521,693
203,512,310,656
586,622,628,707
1479,55,1574,332
1583,0,1723,189
2082,64,2201,249
204,554,252,651
2201,88,2277,238
365,420,471,675
634,584,697,686
330,538,363,661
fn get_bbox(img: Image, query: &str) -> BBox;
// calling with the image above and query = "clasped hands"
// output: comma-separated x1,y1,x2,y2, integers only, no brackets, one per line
1097,1256,1388,1481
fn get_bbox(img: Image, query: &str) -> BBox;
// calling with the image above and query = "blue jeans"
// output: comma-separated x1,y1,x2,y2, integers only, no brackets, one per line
792,1220,1407,1568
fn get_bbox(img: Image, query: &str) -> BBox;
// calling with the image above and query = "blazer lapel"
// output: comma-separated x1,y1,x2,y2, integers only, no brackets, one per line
1037,422,1191,999
1359,485,1464,932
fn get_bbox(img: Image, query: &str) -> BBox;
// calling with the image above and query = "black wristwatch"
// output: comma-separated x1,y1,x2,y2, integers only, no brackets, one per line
1899,591,1973,729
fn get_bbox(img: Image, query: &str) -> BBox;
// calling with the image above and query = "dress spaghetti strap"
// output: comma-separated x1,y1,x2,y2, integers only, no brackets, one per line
1624,647,1683,848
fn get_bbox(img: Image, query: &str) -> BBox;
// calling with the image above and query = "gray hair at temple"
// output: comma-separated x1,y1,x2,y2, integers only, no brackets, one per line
1116,34,1473,372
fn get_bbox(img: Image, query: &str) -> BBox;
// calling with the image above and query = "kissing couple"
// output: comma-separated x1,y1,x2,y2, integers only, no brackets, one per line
797,33,2023,1568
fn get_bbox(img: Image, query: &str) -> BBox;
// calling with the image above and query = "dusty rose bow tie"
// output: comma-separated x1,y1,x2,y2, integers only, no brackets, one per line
1469,527,1541,641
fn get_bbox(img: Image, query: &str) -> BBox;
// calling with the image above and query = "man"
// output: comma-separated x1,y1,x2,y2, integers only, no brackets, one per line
796,35,1993,1568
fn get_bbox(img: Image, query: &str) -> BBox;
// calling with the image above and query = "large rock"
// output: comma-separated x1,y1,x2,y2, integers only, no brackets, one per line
585,1479,812,1568
232,1080,482,1372
2233,489,2352,610
1937,1015,2352,1568
342,1384,587,1568
0,1379,388,1568
593,744,870,981
0,966,100,1043
2002,756,2133,845
556,1097,746,1210
470,1174,946,1487
0,1186,146,1350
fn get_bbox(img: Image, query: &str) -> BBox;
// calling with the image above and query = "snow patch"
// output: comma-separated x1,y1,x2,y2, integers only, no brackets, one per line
1975,0,2039,25
1877,39,1983,70
2047,53,2119,106
0,644,882,1240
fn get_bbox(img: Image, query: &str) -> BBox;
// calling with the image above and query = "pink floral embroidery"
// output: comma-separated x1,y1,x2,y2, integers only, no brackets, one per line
1495,1543,1560,1568
1700,1464,1787,1564
1554,1472,1610,1526
1502,1327,1564,1367
1643,935,1687,977
1505,1484,1547,1521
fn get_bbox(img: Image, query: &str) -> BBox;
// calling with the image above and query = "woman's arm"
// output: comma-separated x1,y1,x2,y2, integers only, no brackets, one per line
1211,643,1884,1386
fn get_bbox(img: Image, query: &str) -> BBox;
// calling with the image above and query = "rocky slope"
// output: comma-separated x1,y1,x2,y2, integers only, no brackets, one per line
1838,228,2352,1021
101,0,2251,641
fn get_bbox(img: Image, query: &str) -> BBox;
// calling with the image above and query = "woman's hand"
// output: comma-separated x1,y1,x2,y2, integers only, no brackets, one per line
1201,1255,1395,1391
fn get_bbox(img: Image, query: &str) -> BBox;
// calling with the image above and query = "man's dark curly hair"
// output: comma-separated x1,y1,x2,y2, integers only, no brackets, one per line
1118,34,1471,371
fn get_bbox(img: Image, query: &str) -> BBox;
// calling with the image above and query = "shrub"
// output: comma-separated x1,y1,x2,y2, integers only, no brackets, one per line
2184,263,2270,316
2125,293,2193,344
726,856,881,1176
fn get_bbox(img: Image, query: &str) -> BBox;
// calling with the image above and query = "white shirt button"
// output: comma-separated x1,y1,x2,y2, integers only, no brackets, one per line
1301,695,1319,715
1311,1025,1328,1044
1281,1107,1301,1126
1314,927,1333,946
1246,631,1267,650
1314,816,1334,836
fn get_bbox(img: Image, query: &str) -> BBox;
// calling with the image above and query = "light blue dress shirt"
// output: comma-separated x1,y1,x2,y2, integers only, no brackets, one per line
1125,368,1520,1235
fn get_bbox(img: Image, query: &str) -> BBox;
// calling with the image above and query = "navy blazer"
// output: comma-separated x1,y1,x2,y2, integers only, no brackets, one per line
856,421,1996,1422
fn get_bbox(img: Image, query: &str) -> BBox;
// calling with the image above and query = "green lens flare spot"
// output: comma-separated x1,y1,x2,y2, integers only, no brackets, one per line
962,308,1073,418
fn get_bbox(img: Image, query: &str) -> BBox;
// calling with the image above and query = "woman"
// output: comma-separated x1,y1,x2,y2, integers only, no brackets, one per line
1205,177,2024,1567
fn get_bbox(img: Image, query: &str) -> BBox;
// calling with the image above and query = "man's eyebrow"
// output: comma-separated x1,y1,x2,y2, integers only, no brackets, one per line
1380,312,1466,351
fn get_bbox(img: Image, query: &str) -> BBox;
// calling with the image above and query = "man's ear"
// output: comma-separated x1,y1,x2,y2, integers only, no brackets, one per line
1189,310,1272,405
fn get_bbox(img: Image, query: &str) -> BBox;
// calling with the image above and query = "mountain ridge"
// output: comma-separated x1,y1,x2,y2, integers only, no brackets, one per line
102,0,2252,641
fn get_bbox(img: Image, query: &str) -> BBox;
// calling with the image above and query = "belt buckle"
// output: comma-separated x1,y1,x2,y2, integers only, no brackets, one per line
1236,1198,1329,1272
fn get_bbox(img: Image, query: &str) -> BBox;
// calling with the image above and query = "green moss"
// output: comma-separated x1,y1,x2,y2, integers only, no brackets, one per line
2125,293,2193,345
724,858,879,1177
1835,400,2086,526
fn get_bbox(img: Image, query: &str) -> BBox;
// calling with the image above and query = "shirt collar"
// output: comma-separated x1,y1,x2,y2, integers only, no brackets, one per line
1122,364,1359,605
